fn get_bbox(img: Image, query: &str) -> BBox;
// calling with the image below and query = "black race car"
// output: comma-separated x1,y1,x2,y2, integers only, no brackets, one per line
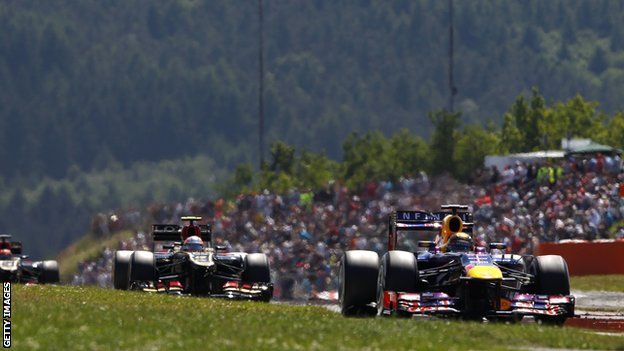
112,217,273,301
0,234,60,284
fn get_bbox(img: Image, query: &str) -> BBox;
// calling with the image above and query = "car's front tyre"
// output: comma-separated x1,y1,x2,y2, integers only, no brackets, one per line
531,255,571,325
40,260,60,284
113,250,133,290
128,251,156,288
340,250,379,317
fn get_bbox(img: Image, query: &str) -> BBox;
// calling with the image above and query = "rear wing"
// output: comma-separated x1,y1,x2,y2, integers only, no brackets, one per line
388,207,473,251
10,242,21,255
393,210,473,232
152,224,212,242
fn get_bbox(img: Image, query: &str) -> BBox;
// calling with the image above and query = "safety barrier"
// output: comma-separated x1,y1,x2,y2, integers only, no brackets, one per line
566,313,624,332
536,240,624,275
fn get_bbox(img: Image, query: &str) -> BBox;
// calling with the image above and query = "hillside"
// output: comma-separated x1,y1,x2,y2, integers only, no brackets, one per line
3,155,221,258
2,1,624,180
4,1,624,257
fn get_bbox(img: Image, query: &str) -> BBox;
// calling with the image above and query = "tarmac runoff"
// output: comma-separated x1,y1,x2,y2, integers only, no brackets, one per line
280,290,624,332
567,290,624,332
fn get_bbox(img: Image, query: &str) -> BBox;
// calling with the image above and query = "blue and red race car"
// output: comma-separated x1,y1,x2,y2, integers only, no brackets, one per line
340,205,574,324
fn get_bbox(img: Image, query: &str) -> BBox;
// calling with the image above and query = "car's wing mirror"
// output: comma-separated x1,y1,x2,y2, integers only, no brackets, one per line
418,241,436,252
20,255,29,259
489,243,507,251
215,245,227,252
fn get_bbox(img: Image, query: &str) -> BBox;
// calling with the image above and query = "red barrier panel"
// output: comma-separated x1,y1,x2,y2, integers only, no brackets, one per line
536,240,624,276
566,316,624,332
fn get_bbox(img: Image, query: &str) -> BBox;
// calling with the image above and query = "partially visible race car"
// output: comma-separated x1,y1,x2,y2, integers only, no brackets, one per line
112,216,273,301
340,205,575,324
0,234,60,284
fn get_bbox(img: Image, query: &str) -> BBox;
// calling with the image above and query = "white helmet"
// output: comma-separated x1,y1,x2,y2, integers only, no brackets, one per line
182,236,204,252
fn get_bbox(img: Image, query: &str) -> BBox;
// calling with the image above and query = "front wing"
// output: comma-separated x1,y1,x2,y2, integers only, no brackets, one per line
142,280,273,301
381,291,575,318
220,281,273,301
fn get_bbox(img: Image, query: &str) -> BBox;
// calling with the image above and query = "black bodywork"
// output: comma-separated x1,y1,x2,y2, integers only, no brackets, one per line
0,237,59,284
134,224,272,300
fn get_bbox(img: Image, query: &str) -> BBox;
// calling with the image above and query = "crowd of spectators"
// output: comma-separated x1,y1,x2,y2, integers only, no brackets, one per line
71,153,623,300
470,153,623,255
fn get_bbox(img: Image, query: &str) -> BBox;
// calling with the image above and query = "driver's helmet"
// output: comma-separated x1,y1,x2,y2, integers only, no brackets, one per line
182,236,204,252
444,232,474,253
0,249,11,259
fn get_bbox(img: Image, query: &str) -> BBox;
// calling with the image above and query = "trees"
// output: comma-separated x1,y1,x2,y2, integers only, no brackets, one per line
453,126,500,181
429,110,460,175
588,47,608,74
539,95,606,149
0,1,623,183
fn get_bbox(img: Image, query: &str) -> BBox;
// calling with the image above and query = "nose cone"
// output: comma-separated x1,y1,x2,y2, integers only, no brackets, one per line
467,266,503,280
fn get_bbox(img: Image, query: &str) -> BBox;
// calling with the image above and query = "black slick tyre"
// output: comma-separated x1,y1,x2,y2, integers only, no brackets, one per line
377,250,418,317
113,250,133,290
531,255,571,325
128,251,156,286
340,250,379,317
40,260,60,283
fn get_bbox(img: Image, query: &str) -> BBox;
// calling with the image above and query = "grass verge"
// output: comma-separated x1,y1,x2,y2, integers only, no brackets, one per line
15,285,624,351
55,230,135,281
571,275,624,293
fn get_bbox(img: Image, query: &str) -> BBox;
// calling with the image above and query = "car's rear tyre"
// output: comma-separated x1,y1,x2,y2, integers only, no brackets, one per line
40,260,60,283
377,250,418,317
531,255,570,325
113,250,133,290
340,250,379,317
128,251,156,287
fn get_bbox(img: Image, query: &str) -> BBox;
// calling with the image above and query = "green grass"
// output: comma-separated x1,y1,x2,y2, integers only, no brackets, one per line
14,286,624,351
56,230,135,281
571,275,624,293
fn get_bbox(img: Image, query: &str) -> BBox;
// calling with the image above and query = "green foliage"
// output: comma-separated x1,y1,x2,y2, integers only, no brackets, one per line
1,1,624,183
296,150,339,190
342,132,392,188
605,113,624,148
429,110,460,175
233,164,254,190
453,126,501,181
255,141,338,193
500,90,543,152
500,90,617,152
539,95,606,149
388,130,430,179
269,141,296,175
249,131,430,193
589,46,609,74
500,113,524,153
